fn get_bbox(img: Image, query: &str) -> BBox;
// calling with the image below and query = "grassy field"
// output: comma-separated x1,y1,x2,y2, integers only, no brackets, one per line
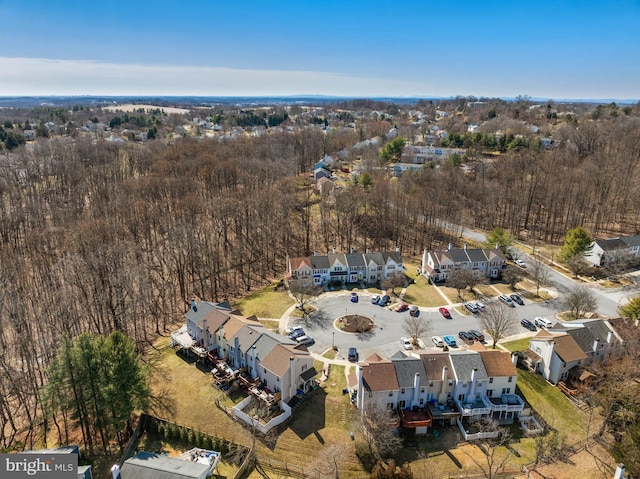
232,282,294,319
438,285,476,304
515,370,587,443
259,319,280,332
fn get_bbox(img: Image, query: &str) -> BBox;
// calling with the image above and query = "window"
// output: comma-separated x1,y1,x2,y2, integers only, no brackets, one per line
448,380,453,386
489,378,493,384
502,388,511,395
419,398,424,405
398,400,406,408
302,365,306,371
508,376,512,383
487,389,493,397
388,392,393,397
401,388,405,394
263,368,266,374
420,387,425,393
458,394,465,401
429,383,433,387
386,403,394,410
277,378,279,382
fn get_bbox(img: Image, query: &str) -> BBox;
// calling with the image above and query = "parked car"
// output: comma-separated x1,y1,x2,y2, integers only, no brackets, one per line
295,335,315,346
458,331,475,342
510,294,524,306
289,329,305,339
348,347,358,361
409,305,420,317
395,302,409,312
534,317,553,328
371,294,380,304
468,330,485,342
400,337,413,350
520,319,537,331
431,336,445,347
443,335,457,347
498,294,515,307
464,302,479,313
474,301,486,311
438,307,452,319
285,326,304,336
515,259,527,268
379,295,391,306
350,292,359,303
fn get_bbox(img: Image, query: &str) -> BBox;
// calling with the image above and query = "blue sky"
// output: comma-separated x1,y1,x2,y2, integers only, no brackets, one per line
0,0,639,99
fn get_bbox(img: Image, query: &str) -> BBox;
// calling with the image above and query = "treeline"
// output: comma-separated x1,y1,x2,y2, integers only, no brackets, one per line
0,105,639,452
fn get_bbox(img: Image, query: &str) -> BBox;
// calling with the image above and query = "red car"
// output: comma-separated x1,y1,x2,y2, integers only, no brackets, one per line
394,302,409,312
439,307,452,319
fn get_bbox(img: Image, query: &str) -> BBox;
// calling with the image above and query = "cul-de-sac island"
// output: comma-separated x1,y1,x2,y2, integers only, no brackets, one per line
1,97,639,479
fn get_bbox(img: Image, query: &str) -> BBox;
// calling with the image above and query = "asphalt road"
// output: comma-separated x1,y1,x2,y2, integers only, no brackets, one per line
292,292,561,360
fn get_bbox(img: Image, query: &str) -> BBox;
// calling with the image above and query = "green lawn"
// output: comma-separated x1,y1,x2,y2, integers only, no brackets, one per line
515,370,587,443
501,337,532,352
232,282,294,319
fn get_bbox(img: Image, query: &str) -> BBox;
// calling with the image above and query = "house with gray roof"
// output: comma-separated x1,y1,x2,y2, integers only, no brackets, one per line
117,450,217,479
287,250,404,285
421,245,506,282
585,234,640,267
548,318,621,362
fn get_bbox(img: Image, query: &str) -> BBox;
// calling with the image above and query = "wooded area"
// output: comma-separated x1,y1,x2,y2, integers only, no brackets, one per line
0,100,639,457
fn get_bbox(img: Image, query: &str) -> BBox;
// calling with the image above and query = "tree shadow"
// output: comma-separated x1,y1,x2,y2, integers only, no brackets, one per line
285,389,327,442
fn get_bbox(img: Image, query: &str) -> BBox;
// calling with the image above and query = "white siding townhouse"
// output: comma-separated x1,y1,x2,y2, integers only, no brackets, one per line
421,245,507,282
288,249,404,285
584,234,640,267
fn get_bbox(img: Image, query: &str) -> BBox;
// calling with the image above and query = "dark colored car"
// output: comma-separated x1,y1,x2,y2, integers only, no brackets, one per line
348,347,358,361
521,319,537,331
510,294,524,306
379,295,391,306
350,292,359,303
458,331,474,342
438,307,452,319
409,305,420,317
468,329,485,342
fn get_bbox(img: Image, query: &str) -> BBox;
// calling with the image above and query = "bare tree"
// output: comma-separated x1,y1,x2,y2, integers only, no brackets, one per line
360,406,403,459
381,272,406,297
566,254,590,277
307,443,348,479
447,268,476,300
601,250,635,281
502,266,523,291
461,419,512,479
402,317,431,346
528,255,550,297
480,302,516,349
561,285,597,320
288,281,322,318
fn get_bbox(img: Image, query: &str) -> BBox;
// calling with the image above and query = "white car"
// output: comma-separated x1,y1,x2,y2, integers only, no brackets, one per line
431,336,445,348
515,259,527,268
474,301,486,310
401,337,413,350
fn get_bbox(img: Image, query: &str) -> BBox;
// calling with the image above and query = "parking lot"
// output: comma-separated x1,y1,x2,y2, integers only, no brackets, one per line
287,291,562,359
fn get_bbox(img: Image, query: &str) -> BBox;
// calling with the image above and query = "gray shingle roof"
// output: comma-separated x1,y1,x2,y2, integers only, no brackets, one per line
449,249,470,263
382,251,402,264
364,252,384,266
391,356,427,388
597,238,628,251
621,234,640,247
345,253,366,268
234,325,266,353
449,351,489,381
121,452,210,479
310,255,330,269
328,253,347,266
466,249,488,262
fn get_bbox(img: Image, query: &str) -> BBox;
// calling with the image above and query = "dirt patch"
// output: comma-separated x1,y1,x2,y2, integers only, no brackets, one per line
338,315,374,333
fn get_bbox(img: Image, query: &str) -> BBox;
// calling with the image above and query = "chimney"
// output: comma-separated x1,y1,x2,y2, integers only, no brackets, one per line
469,368,478,401
313,251,317,256
366,248,370,254
592,338,600,354
350,247,355,254
464,244,468,251
614,464,626,479
448,243,453,250
512,353,519,366
606,331,613,344
191,298,198,312
202,318,209,350
332,247,336,254
495,243,499,249
395,246,400,253
412,373,420,406
289,357,295,401
111,465,121,479
356,366,364,409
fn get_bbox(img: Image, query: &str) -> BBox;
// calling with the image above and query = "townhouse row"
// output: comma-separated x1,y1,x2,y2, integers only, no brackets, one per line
350,343,525,439
287,249,404,286
421,245,508,282
171,300,316,405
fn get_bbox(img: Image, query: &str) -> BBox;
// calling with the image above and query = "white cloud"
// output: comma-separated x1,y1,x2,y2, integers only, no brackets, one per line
0,57,433,97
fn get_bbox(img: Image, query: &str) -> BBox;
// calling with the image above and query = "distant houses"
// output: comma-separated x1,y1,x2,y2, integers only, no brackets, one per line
584,234,640,267
287,249,404,286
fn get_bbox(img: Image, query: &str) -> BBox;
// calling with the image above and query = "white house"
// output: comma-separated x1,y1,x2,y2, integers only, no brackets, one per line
584,234,640,267
527,331,587,384
356,354,400,411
